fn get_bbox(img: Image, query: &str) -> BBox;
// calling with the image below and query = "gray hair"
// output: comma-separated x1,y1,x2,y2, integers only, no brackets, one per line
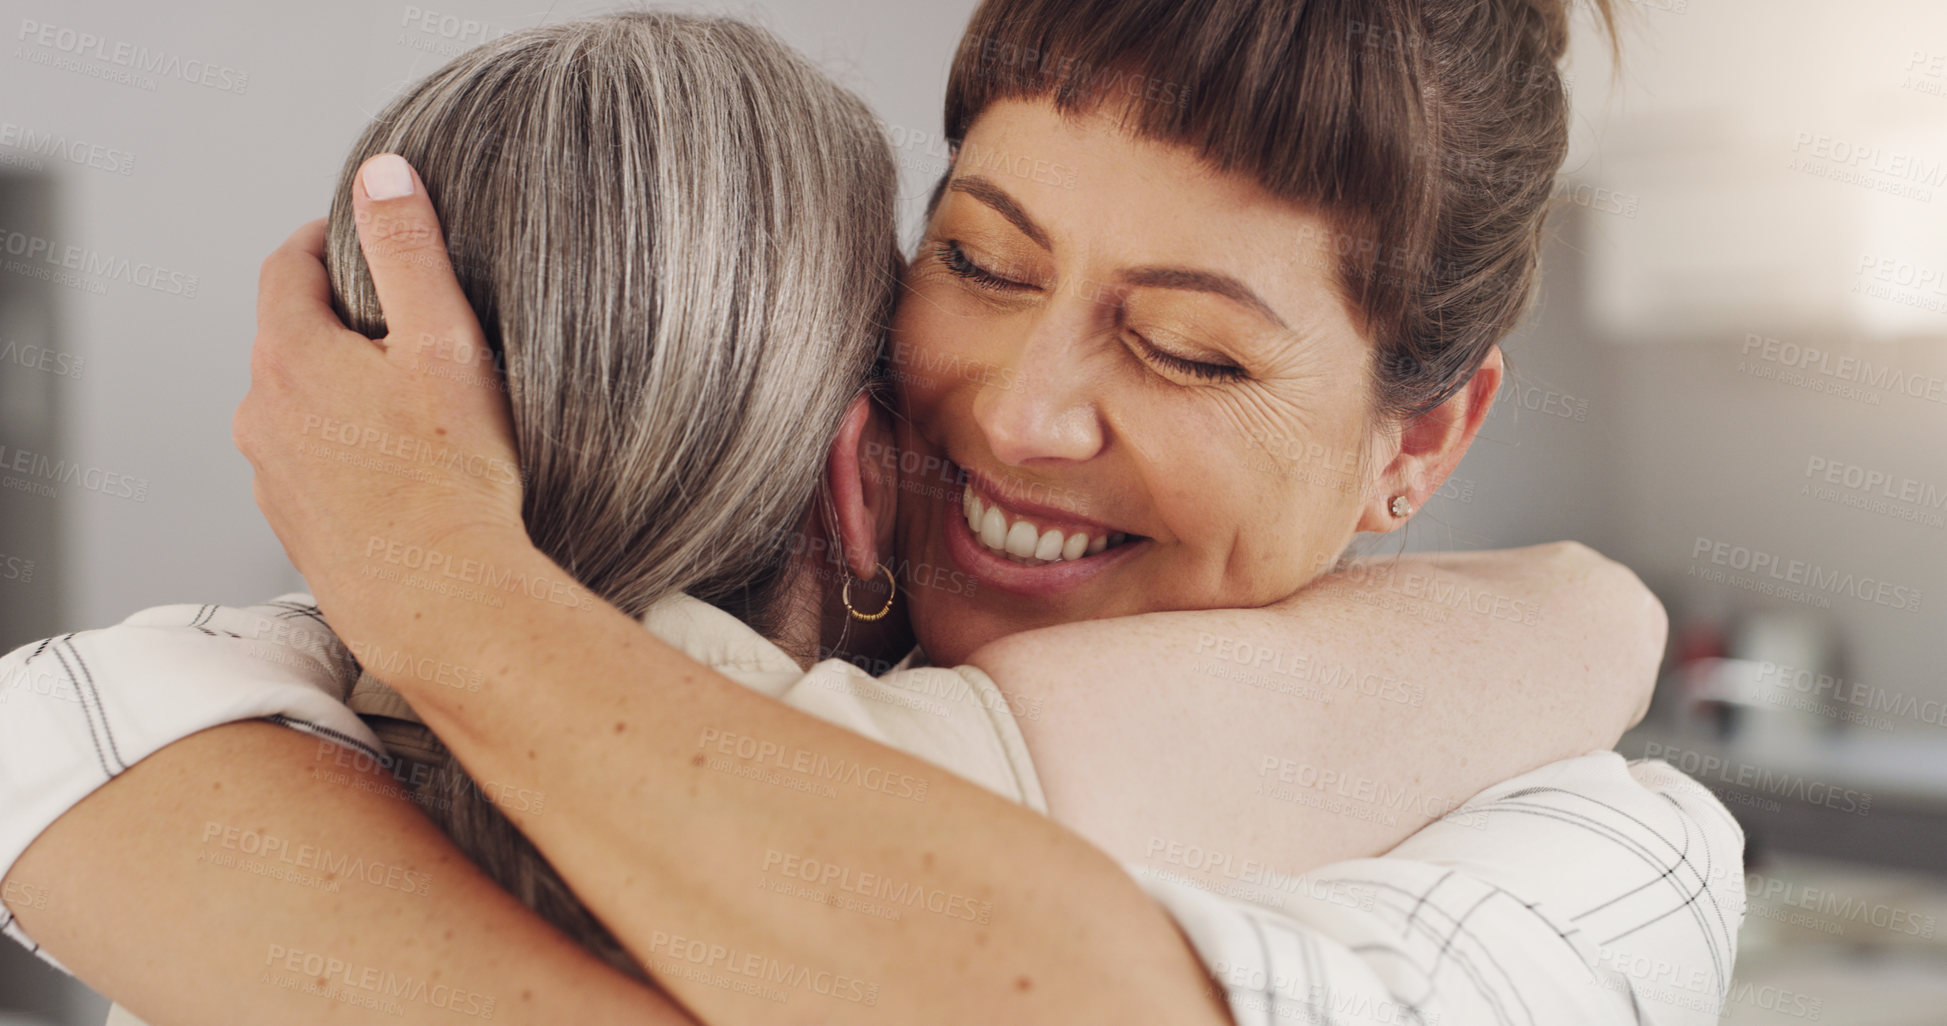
324,11,898,976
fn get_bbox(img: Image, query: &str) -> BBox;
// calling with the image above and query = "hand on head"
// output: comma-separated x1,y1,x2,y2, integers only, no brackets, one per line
235,154,527,630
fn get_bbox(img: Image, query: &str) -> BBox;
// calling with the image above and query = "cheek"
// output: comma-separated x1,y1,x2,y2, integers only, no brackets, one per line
1134,389,1369,576
888,308,957,424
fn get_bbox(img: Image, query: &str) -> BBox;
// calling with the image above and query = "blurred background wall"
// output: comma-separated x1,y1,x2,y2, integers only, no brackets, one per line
1,1,1942,1024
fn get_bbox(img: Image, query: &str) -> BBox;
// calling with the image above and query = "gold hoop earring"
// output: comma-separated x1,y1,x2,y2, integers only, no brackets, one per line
842,562,897,622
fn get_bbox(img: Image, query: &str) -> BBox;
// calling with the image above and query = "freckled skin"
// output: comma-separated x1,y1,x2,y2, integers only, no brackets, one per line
892,100,1392,666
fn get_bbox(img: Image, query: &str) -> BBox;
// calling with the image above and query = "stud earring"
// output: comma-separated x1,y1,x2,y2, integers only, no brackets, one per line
1389,495,1413,519
842,562,898,622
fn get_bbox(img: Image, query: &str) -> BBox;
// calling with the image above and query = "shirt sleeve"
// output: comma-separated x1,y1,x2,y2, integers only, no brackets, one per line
0,595,383,969
1134,752,1746,1026
778,659,1049,812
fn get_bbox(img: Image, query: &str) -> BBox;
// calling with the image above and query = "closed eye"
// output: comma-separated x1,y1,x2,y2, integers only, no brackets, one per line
935,240,1034,292
1129,330,1247,383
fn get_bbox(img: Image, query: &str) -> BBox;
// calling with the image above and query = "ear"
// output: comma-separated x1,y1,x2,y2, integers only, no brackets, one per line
1357,346,1504,532
824,394,899,578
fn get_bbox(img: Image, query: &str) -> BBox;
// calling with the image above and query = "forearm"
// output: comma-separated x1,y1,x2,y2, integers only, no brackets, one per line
326,535,1227,1026
2,721,691,1026
971,542,1666,880
1301,541,1662,746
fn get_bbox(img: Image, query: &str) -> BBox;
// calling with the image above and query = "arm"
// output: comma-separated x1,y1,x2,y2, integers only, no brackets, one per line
971,540,1667,883
297,532,1665,1025
1,721,694,1026
299,529,1231,1026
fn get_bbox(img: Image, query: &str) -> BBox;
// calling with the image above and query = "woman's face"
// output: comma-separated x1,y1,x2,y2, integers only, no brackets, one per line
891,99,1393,665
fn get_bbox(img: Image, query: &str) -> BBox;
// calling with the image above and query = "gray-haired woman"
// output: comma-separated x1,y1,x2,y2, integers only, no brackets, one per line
2,7,1739,1026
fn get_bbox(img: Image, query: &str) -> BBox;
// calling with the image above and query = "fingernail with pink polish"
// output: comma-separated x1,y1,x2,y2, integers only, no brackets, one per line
362,154,414,200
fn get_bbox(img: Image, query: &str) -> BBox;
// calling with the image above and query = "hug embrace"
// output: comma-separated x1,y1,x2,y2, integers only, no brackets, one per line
0,2,1744,1024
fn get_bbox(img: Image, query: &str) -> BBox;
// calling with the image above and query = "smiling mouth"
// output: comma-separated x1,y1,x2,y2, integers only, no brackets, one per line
958,476,1138,567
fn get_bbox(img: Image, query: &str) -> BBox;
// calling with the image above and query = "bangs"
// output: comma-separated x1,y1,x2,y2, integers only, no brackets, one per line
943,0,1437,340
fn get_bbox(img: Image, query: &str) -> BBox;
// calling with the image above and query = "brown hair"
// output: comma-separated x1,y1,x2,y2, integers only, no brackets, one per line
941,0,1615,419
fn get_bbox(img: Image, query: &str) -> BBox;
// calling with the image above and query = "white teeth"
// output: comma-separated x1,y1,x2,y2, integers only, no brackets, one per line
979,506,1008,550
1004,519,1041,558
960,485,1128,565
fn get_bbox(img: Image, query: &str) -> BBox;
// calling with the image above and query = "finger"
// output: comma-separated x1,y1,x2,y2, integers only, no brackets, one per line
349,153,487,365
256,219,345,344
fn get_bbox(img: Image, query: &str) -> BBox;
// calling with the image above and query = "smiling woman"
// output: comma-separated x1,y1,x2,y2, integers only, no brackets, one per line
897,103,1400,657
892,0,1613,661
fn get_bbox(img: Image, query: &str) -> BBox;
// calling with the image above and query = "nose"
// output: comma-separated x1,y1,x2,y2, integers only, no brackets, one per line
970,315,1108,466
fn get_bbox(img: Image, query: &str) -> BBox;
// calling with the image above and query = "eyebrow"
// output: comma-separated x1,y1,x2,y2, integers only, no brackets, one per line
1119,266,1290,330
947,175,1051,251
947,174,1289,330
